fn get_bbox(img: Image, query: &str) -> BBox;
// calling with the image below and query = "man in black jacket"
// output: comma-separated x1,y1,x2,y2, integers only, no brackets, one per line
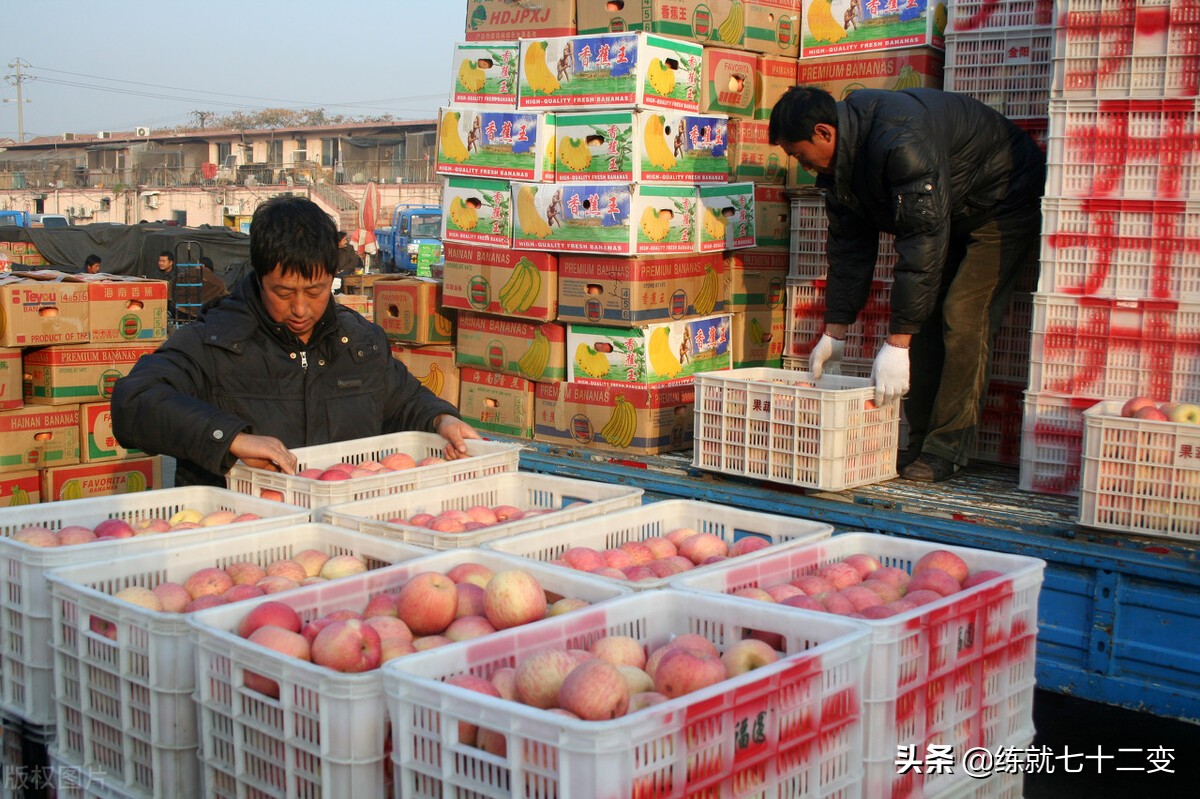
112,196,479,487
770,86,1045,482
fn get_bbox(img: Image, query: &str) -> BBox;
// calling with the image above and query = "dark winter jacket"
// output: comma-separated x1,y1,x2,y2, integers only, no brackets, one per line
815,89,1046,335
111,272,460,487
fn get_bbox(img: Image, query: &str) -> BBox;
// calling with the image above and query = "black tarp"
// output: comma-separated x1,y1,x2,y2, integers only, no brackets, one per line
0,223,252,287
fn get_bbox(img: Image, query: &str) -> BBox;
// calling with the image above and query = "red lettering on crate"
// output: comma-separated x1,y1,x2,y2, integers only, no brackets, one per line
1060,5,1200,96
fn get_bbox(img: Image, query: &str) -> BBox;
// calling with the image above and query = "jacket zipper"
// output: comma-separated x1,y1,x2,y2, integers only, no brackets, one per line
299,351,308,372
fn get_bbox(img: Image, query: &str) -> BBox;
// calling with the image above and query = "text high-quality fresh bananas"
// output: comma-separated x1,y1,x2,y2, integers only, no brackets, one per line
716,1,745,45
458,59,486,92
439,111,470,163
643,114,678,171
417,362,446,396
558,136,593,171
702,208,727,243
499,257,542,314
648,326,683,379
517,328,551,379
807,0,848,44
516,185,553,239
646,58,677,97
600,395,636,448
693,264,718,316
574,343,610,378
639,206,671,242
448,197,478,230
524,41,561,95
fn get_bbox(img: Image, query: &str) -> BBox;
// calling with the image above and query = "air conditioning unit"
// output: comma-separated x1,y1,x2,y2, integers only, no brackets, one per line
96,131,111,139
221,205,238,216
291,150,308,164
62,132,75,141
144,194,159,210
135,126,151,137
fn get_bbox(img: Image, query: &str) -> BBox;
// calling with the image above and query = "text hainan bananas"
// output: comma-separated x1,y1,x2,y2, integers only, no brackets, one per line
524,41,561,95
648,327,683,378
517,186,553,238
517,329,551,379
439,111,470,163
693,264,718,316
600,395,636,448
499,257,543,314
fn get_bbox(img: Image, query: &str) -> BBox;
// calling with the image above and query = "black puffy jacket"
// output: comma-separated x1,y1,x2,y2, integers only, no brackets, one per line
815,89,1046,335
112,272,460,486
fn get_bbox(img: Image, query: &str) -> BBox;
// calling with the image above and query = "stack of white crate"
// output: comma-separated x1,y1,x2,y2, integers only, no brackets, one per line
1020,0,1200,496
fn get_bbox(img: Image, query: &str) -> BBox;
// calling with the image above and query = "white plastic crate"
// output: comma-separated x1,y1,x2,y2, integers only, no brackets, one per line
948,0,1055,33
1019,391,1100,497
693,368,900,491
989,291,1034,385
788,195,897,282
482,499,833,591
44,523,429,799
383,589,870,799
1039,198,1200,300
1052,0,1200,99
225,431,522,511
943,28,1053,119
974,380,1027,466
1046,97,1200,200
188,549,631,799
0,486,309,726
1079,399,1200,541
319,472,644,550
669,532,1043,799
1028,293,1200,401
785,277,892,363
48,745,133,799
1,711,54,799
1013,115,1049,153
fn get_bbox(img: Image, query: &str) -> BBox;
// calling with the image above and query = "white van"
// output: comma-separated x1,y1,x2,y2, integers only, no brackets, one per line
28,213,71,228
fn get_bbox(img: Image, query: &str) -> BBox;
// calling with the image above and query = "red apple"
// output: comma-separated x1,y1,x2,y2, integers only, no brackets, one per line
731,587,775,603
601,548,636,569
265,559,307,583
559,659,630,720
514,648,578,709
913,550,970,584
1121,396,1159,418
653,646,727,698
842,553,883,580
589,635,646,669
547,597,590,616
319,555,367,580
152,582,192,613
617,541,655,565
791,575,836,597
561,547,606,572
765,583,805,602
184,567,234,599
365,616,413,644
381,452,417,470
483,570,547,630
781,594,825,612
93,518,135,539
183,595,226,613
840,585,884,612
311,619,382,673
292,549,330,578
245,625,310,697
413,634,454,651
1135,405,1169,421
225,561,267,586
678,532,729,564
396,572,458,635
447,562,495,588
220,585,265,603
730,536,771,557
12,527,58,547
962,569,1006,589
490,667,517,700
259,489,285,502
56,526,97,546
255,575,300,594
444,615,497,642
818,561,862,590
238,600,303,638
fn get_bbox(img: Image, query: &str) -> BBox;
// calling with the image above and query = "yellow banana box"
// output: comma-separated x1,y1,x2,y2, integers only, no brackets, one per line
731,307,785,367
40,455,162,503
698,182,756,252
557,251,726,324
800,0,946,58
754,184,791,249
441,176,514,250
533,380,695,455
0,470,40,507
726,120,787,183
512,182,700,255
754,53,799,121
517,32,704,113
436,107,556,182
0,347,20,410
457,367,535,438
577,0,748,50
567,313,733,386
442,243,558,322
451,41,521,108
390,344,460,406
554,109,730,184
701,47,758,117
22,343,159,406
0,404,80,475
724,249,788,310
0,271,90,348
466,0,576,41
80,401,144,463
334,293,373,319
746,1,802,57
788,47,944,186
373,277,455,345
77,274,169,344
455,312,568,383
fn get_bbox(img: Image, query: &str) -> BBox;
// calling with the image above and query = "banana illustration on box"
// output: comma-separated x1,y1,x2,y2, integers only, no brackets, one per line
417,362,446,397
702,208,727,243
574,343,610,378
458,59,486,92
716,1,745,45
448,197,478,230
439,111,470,164
516,185,553,239
639,206,671,242
524,41,561,95
600,395,637,448
558,136,593,172
646,58,677,97
498,257,542,314
892,65,923,91
807,0,848,44
642,114,677,171
517,328,551,379
648,327,683,379
693,265,719,316
748,316,767,345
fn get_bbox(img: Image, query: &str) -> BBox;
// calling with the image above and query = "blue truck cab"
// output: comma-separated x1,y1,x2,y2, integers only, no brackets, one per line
374,205,443,273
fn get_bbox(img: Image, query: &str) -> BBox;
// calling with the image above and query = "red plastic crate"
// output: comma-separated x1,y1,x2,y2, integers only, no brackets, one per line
1019,391,1101,497
948,0,1055,33
788,196,896,282
943,28,1054,119
1052,0,1200,98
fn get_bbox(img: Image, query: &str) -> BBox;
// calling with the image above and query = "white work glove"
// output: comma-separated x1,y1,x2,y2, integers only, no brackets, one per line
871,343,910,405
809,333,845,379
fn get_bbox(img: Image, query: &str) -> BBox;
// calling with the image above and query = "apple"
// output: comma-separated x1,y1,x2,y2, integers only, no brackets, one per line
642,537,678,559
114,586,162,612
483,570,547,630
617,665,655,696
298,469,324,479
903,590,944,606
265,559,307,583
1135,405,1169,421
475,726,507,757
317,470,352,481
731,586,775,603
913,550,969,584
168,509,203,526
721,639,780,677
56,526,97,545
665,527,699,547
89,615,117,641
170,522,202,532
648,557,693,578
562,547,606,572
13,527,58,547
489,667,517,700
730,536,771,557
645,634,718,678
221,584,266,603
381,452,417,470
590,566,628,580
842,553,883,580
444,615,497,642
199,510,238,527
319,555,367,580
259,489,285,502
184,567,234,599
780,594,825,612
396,572,458,635
547,597,590,616
839,585,884,612
791,575,836,597
622,565,657,582
589,635,646,669
152,582,192,613
765,583,805,602
446,674,501,745
628,691,670,713
255,576,300,594
246,625,310,697
132,517,171,534
559,659,629,720
859,579,903,603
300,576,327,586
428,517,467,534
617,541,655,565
301,616,336,645
94,518,135,539
362,593,399,619
311,619,382,673
962,569,1005,589
491,505,525,522
820,593,856,615
326,609,364,622
231,513,261,523
867,567,911,591
1121,396,1159,418
183,595,226,613
1165,402,1200,424
292,549,331,577
818,561,862,590
463,505,499,525
653,646,727,698
447,562,495,587
514,648,578,709
366,615,413,642
238,600,303,638
225,561,267,586
601,548,636,569
411,635,454,651
380,637,417,662
678,533,729,564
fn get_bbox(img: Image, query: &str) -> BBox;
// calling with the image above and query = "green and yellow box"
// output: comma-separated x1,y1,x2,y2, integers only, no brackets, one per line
533,380,695,455
0,470,40,507
455,312,568,383
464,0,576,41
436,107,556,182
390,344,461,407
40,455,162,502
442,244,558,322
754,184,791,249
80,401,144,463
554,110,730,184
567,313,733,386
374,277,455,345
22,343,157,406
557,251,726,324
0,347,21,410
800,0,947,58
0,405,80,474
698,182,756,252
441,176,514,250
457,367,535,438
451,41,521,108
79,274,169,344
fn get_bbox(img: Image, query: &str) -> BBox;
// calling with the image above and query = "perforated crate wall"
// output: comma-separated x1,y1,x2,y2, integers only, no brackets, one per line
788,195,896,281
784,277,892,363
1052,0,1200,99
975,380,1028,466
944,28,1054,119
1019,391,1100,496
948,0,1055,34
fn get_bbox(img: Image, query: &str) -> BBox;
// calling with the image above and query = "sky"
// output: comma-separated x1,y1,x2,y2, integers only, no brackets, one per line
1,0,466,141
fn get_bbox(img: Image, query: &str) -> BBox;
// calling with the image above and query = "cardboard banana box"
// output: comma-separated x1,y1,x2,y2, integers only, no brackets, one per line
800,0,947,58
441,244,558,322
22,343,158,406
455,312,567,383
576,0,749,51
456,367,535,438
726,119,788,184
0,347,21,411
451,41,521,108
0,404,80,475
554,109,730,184
0,470,39,507
464,0,577,41
731,307,786,368
80,401,145,463
533,380,694,455
436,107,556,182
698,183,757,253
390,344,460,406
41,455,162,502
724,250,788,310
557,251,726,324
441,176,514,250
568,313,733,387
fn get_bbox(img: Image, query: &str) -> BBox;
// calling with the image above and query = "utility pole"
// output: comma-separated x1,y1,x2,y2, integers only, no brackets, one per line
3,58,33,142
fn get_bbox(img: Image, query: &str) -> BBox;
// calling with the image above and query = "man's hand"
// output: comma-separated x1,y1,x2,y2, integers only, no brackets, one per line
810,332,845,379
435,414,482,460
871,342,910,405
229,433,298,474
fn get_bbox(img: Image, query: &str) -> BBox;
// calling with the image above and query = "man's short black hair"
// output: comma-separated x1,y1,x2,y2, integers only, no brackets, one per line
250,196,338,280
159,250,175,263
84,254,101,268
768,85,839,146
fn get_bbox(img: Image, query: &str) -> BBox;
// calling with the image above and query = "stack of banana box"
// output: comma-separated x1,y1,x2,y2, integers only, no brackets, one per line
0,270,168,506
